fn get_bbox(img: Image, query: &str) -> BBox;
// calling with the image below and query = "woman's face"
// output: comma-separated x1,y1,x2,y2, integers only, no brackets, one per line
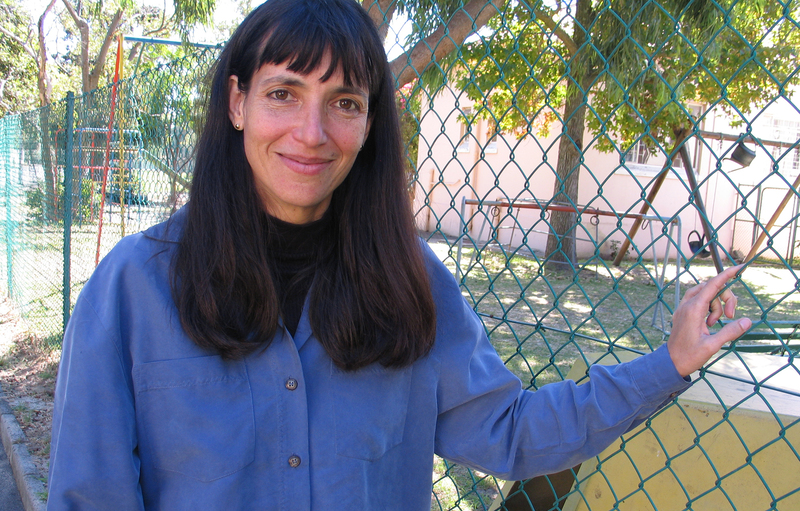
228,56,371,224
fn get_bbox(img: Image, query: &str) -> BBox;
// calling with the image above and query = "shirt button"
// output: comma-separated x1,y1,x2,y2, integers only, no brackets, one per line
288,455,301,468
285,378,298,391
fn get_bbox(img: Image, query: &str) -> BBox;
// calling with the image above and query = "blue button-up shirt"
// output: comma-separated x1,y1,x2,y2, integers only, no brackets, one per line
47,208,689,510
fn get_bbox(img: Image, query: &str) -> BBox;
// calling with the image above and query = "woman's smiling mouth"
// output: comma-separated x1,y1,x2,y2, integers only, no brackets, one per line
278,153,333,175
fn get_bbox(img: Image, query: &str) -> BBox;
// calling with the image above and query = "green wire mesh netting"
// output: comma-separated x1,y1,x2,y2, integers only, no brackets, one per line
2,0,800,509
0,46,220,338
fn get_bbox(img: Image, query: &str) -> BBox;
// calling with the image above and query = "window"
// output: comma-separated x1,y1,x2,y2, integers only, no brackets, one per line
773,145,800,174
794,148,800,173
672,150,685,169
456,108,473,153
620,138,685,175
769,117,800,143
485,130,498,153
764,115,800,174
624,140,650,165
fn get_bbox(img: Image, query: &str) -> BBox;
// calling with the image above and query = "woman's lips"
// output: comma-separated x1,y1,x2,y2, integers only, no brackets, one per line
279,153,333,175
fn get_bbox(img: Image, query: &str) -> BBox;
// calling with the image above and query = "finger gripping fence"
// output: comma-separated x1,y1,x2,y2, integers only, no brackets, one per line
1,1,799,509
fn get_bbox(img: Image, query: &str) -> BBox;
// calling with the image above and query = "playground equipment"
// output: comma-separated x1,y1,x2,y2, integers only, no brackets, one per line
687,229,711,258
613,128,800,275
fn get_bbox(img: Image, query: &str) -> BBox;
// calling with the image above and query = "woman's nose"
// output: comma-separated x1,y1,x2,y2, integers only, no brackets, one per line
293,104,328,147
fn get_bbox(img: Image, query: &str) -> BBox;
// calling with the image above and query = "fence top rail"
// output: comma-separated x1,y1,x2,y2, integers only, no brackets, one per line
462,198,679,223
123,35,223,49
696,130,794,149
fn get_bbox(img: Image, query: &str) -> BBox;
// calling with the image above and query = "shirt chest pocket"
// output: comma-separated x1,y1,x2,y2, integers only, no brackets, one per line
132,356,256,482
330,363,413,461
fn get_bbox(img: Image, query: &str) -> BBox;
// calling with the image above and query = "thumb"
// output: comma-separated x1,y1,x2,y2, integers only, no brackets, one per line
708,317,752,350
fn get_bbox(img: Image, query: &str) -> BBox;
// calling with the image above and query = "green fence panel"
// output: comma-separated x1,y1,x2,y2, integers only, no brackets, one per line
0,1,798,509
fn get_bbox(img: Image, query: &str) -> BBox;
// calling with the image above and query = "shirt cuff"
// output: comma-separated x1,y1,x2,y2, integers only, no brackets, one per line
626,343,692,404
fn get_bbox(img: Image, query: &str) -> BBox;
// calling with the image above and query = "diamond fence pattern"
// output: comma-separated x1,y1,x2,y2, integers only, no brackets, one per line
0,46,219,339
1,1,799,509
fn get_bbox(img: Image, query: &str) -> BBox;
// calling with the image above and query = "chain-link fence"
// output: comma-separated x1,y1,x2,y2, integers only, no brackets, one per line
2,1,800,509
0,46,220,339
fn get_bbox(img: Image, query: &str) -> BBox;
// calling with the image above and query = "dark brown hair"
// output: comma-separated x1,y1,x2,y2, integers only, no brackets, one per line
172,0,436,370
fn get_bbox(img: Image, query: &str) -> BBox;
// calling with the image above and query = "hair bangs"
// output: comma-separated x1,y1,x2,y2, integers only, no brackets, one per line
255,0,379,97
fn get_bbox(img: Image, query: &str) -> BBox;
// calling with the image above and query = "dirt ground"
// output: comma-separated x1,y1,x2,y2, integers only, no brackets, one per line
0,298,57,488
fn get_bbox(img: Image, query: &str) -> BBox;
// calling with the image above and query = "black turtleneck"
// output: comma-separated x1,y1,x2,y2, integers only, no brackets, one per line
267,211,332,337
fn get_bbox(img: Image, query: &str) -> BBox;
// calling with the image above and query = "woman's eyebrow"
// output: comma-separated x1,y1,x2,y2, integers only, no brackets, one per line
258,75,306,89
331,85,369,101
258,74,368,100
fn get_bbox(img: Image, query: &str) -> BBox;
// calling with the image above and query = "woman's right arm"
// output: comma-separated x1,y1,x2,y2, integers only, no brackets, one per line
47,293,144,510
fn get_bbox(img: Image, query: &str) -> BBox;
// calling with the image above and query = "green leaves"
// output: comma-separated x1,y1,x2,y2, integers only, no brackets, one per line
173,0,217,31
443,0,799,158
0,0,38,115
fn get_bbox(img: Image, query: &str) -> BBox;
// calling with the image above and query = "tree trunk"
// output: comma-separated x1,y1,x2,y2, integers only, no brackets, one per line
61,0,123,94
543,79,588,272
37,0,57,107
86,9,123,92
38,108,59,222
543,0,593,273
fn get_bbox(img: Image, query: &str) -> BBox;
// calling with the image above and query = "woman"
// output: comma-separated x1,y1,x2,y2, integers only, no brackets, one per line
47,0,751,509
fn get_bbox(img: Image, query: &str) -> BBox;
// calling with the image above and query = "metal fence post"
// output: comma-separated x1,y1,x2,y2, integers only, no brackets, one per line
3,118,12,298
63,92,75,330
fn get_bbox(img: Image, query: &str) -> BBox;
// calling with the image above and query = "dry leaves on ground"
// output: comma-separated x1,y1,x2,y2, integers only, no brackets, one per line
0,299,57,487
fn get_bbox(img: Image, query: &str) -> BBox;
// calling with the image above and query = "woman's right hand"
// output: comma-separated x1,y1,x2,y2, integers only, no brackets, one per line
666,265,752,377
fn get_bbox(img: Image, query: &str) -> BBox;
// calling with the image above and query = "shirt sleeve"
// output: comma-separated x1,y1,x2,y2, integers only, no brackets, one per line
426,249,690,481
47,270,145,510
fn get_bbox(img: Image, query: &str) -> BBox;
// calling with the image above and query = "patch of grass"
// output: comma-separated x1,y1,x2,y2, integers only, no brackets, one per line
428,241,800,386
432,456,501,511
8,206,174,345
13,404,33,426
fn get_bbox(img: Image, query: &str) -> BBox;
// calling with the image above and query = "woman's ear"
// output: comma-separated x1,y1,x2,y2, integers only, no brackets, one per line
228,75,245,130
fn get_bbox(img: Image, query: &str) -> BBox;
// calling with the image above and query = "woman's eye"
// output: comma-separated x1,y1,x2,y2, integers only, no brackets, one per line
337,98,360,111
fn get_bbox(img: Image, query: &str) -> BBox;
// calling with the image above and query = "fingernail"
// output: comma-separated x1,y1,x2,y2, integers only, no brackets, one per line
739,318,752,330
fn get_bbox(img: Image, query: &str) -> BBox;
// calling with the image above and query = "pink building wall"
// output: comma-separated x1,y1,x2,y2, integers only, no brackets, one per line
413,88,798,263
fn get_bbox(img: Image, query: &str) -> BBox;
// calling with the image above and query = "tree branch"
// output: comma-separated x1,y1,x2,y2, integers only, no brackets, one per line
389,0,507,88
0,25,38,62
532,7,577,56
88,9,124,91
149,0,169,36
38,0,58,106
127,42,143,64
61,0,91,92
363,0,396,41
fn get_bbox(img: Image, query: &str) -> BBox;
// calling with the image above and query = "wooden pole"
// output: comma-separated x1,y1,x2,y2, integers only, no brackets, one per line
613,131,688,267
95,31,124,266
679,144,725,274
